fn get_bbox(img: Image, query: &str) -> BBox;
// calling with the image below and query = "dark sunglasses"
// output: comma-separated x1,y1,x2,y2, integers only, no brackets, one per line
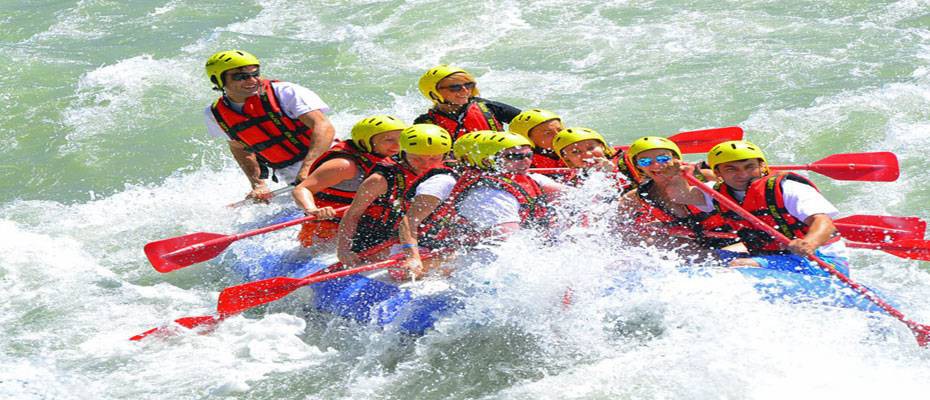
636,154,673,168
500,151,533,161
438,82,476,92
230,70,261,81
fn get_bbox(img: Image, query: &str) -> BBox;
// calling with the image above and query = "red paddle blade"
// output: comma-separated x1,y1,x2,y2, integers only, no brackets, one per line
910,322,930,347
806,152,899,182
835,215,926,243
847,239,930,261
129,315,220,341
668,126,744,153
144,232,231,273
217,277,307,316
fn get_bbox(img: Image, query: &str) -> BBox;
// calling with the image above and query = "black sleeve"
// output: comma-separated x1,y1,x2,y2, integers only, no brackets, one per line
479,98,522,124
413,113,434,124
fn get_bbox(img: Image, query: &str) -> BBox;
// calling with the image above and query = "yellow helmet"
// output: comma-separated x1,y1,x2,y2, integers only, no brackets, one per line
350,115,408,153
453,131,492,166
707,140,768,170
551,127,614,160
399,124,453,156
418,65,479,104
509,109,561,139
627,136,682,161
472,131,533,170
205,50,260,90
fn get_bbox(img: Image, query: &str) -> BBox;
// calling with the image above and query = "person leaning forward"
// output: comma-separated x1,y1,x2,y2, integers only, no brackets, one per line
204,50,336,202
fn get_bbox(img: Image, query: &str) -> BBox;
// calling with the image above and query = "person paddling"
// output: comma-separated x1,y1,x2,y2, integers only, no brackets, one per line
509,109,566,168
663,140,850,276
414,65,521,140
615,136,732,251
293,115,405,247
204,50,336,202
336,124,455,266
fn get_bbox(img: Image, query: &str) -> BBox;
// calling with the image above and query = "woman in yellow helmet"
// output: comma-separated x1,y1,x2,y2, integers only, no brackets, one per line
336,124,457,266
663,140,850,276
615,136,728,251
414,65,521,140
292,115,405,247
203,50,335,201
548,127,635,190
417,132,564,251
509,109,566,168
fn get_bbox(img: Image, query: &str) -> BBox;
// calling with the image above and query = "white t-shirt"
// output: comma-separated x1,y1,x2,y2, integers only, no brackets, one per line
696,178,847,258
456,173,558,230
414,173,457,201
203,81,331,139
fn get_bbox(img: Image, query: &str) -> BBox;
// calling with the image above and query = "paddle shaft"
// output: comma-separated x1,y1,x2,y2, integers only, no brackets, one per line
163,206,349,260
227,185,294,208
683,172,930,346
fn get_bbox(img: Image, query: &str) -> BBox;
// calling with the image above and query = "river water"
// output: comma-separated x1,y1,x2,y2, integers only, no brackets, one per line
2,1,930,399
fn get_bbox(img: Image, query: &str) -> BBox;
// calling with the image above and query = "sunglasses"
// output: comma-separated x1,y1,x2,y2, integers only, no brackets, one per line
500,151,533,161
438,82,476,92
230,70,261,81
636,154,673,168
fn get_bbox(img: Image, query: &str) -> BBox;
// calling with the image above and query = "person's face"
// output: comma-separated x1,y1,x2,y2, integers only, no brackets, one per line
715,159,765,191
495,145,534,174
560,139,607,168
528,119,562,150
435,73,475,106
222,65,261,102
634,148,676,179
369,130,401,157
404,153,446,174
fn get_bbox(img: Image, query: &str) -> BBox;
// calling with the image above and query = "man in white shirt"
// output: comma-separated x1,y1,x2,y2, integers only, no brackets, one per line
204,50,335,201
663,140,849,276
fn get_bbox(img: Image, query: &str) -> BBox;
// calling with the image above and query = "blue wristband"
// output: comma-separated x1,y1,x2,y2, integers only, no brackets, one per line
398,243,418,250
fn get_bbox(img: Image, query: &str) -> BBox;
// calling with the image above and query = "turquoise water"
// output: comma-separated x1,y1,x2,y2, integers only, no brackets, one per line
2,1,930,399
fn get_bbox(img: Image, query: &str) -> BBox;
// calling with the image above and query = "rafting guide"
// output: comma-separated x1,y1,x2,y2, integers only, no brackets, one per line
204,50,336,202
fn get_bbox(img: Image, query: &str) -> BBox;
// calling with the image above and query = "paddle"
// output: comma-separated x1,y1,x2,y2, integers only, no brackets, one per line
226,185,295,208
145,206,349,273
130,241,398,341
530,152,900,182
834,214,926,243
682,172,930,347
217,256,407,316
613,126,745,154
768,151,899,182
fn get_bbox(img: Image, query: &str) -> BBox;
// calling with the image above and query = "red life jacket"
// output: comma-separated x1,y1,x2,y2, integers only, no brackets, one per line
210,79,314,170
632,175,736,249
531,148,565,168
307,140,385,208
707,172,838,254
420,169,553,248
423,99,503,140
349,157,455,253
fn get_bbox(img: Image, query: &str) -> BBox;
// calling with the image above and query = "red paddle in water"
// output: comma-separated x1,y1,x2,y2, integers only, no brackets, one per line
130,241,397,341
144,206,349,273
531,152,900,182
682,172,930,347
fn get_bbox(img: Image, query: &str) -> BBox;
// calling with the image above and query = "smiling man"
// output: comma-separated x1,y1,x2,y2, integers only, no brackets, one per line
663,140,850,276
204,50,335,202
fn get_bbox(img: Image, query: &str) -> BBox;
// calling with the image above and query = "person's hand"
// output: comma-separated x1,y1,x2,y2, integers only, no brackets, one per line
246,185,273,203
787,238,817,257
390,256,425,281
337,248,360,267
304,206,337,219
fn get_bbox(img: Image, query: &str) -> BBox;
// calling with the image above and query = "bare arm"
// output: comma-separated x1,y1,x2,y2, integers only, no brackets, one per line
292,157,357,216
336,174,387,265
661,161,709,206
788,213,837,257
296,110,336,181
397,195,444,278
